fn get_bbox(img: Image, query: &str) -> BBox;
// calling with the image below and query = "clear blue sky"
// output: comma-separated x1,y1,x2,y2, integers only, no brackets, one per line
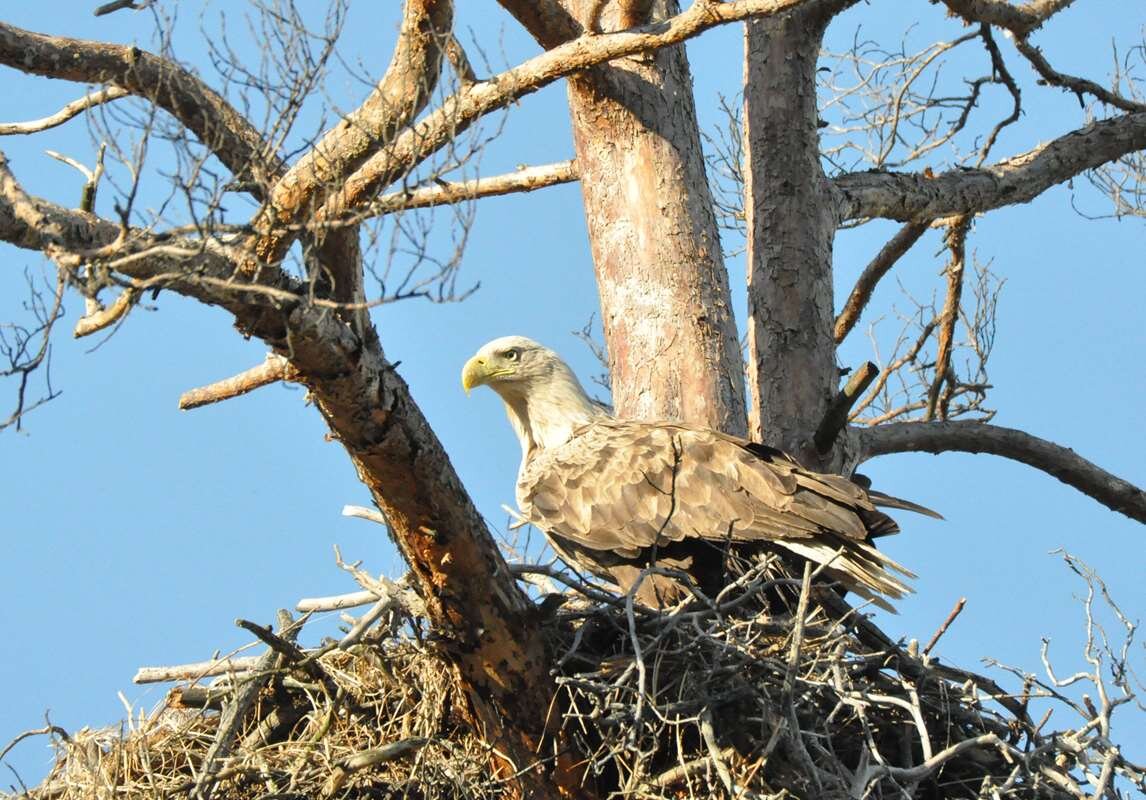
1,2,1142,787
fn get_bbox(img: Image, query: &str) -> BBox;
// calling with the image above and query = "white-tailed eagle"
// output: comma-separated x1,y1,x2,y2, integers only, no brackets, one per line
462,336,934,610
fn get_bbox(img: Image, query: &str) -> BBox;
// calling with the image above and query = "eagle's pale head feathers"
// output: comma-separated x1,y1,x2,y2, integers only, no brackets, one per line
462,336,607,456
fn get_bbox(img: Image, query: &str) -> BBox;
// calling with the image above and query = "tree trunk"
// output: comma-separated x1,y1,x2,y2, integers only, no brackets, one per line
743,5,845,468
502,0,748,436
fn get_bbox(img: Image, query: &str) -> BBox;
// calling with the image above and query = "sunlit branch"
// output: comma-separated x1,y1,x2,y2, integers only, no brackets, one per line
366,161,578,217
178,354,293,411
321,0,828,224
73,288,137,338
926,216,970,420
0,86,129,136
258,0,454,262
935,0,1077,38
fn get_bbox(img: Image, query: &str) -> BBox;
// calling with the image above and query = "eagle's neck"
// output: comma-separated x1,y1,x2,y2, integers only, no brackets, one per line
497,366,605,459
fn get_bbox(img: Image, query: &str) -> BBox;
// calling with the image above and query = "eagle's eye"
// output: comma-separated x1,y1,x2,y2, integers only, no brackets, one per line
503,348,521,362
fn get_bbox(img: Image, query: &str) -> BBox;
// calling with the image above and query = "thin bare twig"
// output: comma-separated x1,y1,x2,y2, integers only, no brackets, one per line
923,597,967,656
0,87,129,135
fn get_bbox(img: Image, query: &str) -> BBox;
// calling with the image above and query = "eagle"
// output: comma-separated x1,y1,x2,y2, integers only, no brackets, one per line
462,336,934,610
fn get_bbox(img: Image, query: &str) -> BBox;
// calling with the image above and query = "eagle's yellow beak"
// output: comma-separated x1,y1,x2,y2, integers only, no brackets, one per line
462,354,517,395
461,355,490,396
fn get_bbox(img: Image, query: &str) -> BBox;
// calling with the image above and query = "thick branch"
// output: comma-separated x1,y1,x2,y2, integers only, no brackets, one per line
496,0,582,49
0,22,279,189
834,112,1146,221
857,421,1146,523
368,160,578,215
935,0,1076,37
834,221,929,343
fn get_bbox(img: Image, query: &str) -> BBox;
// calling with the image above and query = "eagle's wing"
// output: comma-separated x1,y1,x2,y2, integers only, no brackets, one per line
518,420,914,604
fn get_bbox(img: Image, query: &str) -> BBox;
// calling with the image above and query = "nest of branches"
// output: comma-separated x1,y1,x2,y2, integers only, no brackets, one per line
6,554,1141,800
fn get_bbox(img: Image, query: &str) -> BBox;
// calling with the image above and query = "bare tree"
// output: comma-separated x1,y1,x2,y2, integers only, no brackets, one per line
0,1,1143,797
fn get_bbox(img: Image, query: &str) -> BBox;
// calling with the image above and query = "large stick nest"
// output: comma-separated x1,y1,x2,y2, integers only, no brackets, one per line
5,554,1141,799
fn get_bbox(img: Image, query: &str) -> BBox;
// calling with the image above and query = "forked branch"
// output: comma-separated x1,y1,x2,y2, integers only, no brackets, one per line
322,0,827,223
257,0,455,262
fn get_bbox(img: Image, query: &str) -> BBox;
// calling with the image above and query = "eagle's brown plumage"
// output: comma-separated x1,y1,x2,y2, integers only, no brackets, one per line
463,336,932,610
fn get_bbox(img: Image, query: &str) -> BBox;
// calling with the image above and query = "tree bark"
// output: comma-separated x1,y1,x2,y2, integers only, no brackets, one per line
743,4,845,468
501,0,748,436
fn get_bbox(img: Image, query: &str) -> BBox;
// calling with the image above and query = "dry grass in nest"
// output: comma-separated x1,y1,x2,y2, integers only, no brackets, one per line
4,552,1141,799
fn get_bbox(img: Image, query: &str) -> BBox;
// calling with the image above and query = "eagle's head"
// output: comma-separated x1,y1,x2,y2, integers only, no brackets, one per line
461,336,561,398
462,336,604,453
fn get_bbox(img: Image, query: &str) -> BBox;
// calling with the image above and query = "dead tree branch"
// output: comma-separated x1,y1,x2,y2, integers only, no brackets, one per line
0,87,129,136
0,22,279,189
134,656,262,685
194,610,300,800
178,354,293,411
926,215,970,420
1014,39,1146,114
834,221,929,342
320,0,833,224
73,288,137,338
857,421,1146,523
935,0,1077,38
367,160,578,217
815,361,879,454
834,111,1146,221
256,0,455,262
